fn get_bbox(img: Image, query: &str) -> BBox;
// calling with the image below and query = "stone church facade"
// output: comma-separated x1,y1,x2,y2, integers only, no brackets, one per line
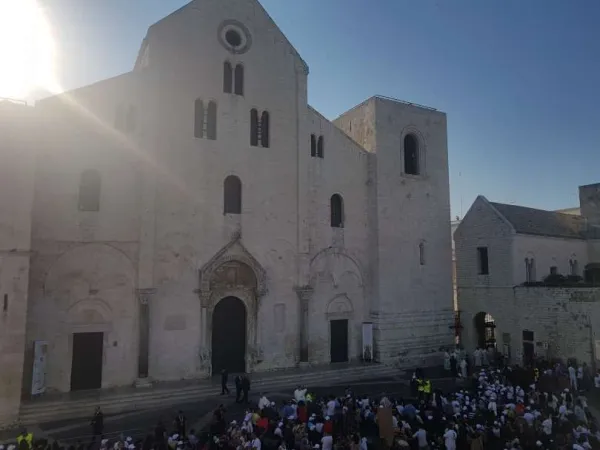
0,0,453,425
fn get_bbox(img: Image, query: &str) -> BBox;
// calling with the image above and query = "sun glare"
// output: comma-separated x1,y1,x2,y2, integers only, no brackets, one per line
0,0,59,100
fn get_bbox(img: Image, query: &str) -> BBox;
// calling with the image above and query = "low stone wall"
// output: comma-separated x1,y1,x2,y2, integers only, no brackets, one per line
459,286,600,366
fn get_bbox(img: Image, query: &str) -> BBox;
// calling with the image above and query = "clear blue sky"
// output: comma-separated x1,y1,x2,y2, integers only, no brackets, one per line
40,0,600,218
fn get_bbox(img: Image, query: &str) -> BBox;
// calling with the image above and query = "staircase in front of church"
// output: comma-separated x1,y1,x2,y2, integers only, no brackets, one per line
19,363,400,426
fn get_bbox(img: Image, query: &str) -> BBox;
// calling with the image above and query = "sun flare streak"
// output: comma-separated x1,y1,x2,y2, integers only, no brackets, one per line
0,0,60,99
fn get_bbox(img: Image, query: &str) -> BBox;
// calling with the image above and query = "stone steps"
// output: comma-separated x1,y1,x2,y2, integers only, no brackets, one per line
19,364,399,425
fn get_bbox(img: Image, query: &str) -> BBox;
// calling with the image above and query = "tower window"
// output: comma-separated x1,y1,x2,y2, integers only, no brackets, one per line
419,242,425,265
260,111,270,148
330,194,344,228
79,169,101,212
250,109,259,146
403,134,420,175
310,134,316,157
224,175,242,214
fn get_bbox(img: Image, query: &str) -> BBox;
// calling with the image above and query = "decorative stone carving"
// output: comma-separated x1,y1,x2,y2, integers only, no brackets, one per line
198,347,211,369
294,286,314,309
198,235,268,304
326,294,354,319
249,345,264,365
137,288,156,305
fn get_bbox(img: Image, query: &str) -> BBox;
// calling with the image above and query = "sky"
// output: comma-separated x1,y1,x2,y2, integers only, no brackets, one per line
34,0,600,218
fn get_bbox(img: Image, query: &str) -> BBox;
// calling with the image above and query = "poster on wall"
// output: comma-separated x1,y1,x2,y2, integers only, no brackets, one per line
362,322,373,362
31,341,48,396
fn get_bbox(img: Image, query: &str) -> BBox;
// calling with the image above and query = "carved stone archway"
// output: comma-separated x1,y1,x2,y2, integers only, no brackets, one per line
196,234,268,374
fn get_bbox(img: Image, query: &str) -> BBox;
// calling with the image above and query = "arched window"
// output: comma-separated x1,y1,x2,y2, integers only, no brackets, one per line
310,134,316,157
330,194,344,228
79,169,101,212
234,64,244,96
525,257,536,282
126,105,136,132
206,101,217,140
403,134,420,175
250,109,259,146
317,135,324,158
223,61,233,93
419,242,425,265
224,175,242,214
569,256,579,276
260,111,270,148
194,98,204,138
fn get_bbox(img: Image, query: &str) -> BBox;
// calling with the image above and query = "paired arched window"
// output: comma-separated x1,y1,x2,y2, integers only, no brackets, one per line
194,99,217,140
250,109,270,148
79,169,101,212
224,175,242,214
525,257,536,282
310,134,324,158
223,62,244,96
330,194,344,228
569,256,579,276
403,134,420,175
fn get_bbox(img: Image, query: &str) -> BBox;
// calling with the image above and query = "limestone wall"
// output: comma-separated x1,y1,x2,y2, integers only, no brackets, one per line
0,101,35,425
459,286,600,367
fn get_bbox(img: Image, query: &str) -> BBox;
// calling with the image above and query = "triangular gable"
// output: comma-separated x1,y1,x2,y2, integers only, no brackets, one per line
198,232,267,296
455,195,516,239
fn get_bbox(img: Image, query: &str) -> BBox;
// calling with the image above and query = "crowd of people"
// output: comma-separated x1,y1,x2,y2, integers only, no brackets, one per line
4,353,600,450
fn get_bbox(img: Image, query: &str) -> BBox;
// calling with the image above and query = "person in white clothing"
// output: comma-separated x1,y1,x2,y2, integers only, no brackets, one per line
258,394,270,410
294,386,307,403
321,434,333,450
569,364,578,391
413,426,428,449
443,427,457,450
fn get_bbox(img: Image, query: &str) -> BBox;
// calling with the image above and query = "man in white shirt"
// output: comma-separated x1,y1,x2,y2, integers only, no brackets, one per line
594,371,600,388
294,386,307,403
542,416,552,436
443,427,457,450
321,434,333,450
569,364,578,391
251,433,261,450
326,398,336,417
258,394,270,410
413,426,428,449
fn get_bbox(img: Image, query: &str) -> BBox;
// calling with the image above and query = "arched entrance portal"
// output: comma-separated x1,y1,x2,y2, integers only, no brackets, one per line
474,312,496,349
212,296,246,374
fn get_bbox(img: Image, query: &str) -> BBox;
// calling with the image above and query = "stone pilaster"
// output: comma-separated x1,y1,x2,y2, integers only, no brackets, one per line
136,288,155,386
294,286,313,363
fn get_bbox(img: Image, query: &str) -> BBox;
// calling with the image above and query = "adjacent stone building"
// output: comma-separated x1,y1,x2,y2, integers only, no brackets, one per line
455,183,600,366
0,0,454,425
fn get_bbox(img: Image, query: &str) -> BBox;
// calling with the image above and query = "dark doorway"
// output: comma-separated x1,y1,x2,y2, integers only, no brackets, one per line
473,312,496,349
330,319,349,363
212,297,246,374
522,330,535,366
70,332,103,391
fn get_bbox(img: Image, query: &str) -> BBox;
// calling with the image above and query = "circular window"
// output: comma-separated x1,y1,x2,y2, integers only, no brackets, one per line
218,20,252,54
225,29,242,48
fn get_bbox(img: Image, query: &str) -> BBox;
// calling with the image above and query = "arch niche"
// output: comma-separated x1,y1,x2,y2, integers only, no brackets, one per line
198,237,267,375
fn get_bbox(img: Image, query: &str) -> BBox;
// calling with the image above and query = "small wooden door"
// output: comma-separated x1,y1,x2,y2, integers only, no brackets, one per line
330,319,349,363
71,332,103,391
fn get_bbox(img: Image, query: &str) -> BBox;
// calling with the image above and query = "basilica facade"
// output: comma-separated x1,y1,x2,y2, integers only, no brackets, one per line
0,0,453,425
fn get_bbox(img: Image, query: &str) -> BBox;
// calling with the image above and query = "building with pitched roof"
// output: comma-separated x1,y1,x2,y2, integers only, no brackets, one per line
455,183,600,366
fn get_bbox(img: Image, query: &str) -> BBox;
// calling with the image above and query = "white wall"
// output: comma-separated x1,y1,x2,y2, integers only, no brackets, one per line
512,234,588,284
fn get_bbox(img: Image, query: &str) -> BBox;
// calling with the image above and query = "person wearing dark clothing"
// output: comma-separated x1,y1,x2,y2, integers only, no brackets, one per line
234,375,242,402
220,369,229,395
154,419,166,446
175,410,187,438
241,375,250,404
90,407,103,441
